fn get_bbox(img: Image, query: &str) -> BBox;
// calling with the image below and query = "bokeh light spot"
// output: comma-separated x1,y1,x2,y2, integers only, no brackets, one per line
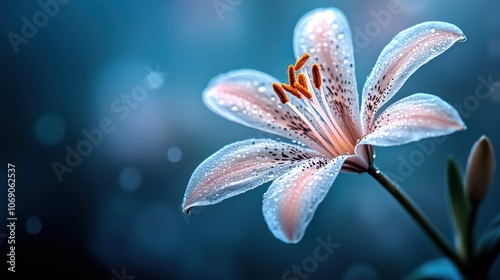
118,167,143,192
25,216,43,235
167,147,183,163
35,113,65,146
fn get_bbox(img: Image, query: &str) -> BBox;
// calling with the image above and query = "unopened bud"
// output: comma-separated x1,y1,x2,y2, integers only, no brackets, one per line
466,136,495,204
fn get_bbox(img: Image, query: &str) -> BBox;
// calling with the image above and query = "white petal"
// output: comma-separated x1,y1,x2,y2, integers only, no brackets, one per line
361,22,466,133
359,93,465,147
262,155,348,243
203,69,326,152
182,139,321,213
293,8,361,140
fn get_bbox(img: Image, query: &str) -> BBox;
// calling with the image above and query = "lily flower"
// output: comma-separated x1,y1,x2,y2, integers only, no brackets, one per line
182,8,466,243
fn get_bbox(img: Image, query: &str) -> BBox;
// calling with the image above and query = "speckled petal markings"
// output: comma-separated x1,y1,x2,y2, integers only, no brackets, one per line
359,93,465,147
183,7,467,245
262,155,348,243
203,69,330,155
361,21,466,133
182,139,322,212
293,8,361,142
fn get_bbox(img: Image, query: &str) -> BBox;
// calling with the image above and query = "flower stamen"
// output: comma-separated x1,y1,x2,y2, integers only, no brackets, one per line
298,73,308,88
287,65,297,87
272,82,289,104
270,52,359,156
311,63,322,89
294,53,311,71
281,83,301,99
294,82,313,99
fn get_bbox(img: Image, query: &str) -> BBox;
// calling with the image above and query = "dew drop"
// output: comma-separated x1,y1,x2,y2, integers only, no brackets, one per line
430,28,436,33
231,106,238,111
331,23,339,29
337,33,345,39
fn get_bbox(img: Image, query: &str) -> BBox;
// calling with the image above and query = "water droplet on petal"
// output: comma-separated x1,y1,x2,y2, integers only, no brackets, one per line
337,32,345,39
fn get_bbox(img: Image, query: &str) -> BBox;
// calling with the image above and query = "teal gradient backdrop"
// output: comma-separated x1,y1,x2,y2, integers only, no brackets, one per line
1,0,500,279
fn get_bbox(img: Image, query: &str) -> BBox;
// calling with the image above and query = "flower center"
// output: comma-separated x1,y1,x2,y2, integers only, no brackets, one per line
272,53,355,157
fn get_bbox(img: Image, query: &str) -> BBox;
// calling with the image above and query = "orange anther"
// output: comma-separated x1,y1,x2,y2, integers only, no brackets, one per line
294,82,313,99
281,83,301,99
298,73,307,88
287,65,296,87
311,63,322,89
272,83,289,104
294,53,311,71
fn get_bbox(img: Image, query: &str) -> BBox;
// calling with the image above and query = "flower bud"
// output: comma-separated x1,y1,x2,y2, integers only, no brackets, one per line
466,136,495,204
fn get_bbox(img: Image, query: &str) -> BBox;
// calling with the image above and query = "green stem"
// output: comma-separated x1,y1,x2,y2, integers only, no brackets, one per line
367,165,465,273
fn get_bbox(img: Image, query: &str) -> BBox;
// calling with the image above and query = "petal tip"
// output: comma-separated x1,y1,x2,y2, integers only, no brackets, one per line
181,200,193,214
181,204,191,214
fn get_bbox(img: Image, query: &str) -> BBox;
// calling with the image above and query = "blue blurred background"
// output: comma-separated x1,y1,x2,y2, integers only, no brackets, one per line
1,0,500,279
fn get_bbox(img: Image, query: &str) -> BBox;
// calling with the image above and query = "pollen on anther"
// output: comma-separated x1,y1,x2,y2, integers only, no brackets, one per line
294,82,313,99
272,82,289,104
281,83,301,99
311,63,322,89
287,65,296,87
294,53,310,71
298,73,307,88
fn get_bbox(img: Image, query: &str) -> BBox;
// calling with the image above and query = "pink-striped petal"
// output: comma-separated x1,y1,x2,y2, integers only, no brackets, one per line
203,69,326,152
293,8,361,141
361,22,466,133
358,93,465,147
182,139,321,213
262,155,348,243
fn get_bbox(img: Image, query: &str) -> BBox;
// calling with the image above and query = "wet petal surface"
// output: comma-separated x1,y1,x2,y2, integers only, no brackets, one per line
293,8,361,140
262,155,348,243
361,22,466,133
182,139,321,212
359,93,465,147
203,69,327,152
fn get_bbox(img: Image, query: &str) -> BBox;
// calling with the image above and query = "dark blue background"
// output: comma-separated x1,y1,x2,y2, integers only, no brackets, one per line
1,0,500,279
